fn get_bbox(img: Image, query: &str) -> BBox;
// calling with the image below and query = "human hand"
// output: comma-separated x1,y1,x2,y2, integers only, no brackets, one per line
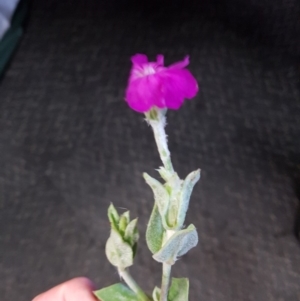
32,277,98,301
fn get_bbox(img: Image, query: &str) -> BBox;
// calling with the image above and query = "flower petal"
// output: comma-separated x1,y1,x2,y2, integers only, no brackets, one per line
131,54,148,66
125,54,198,112
177,69,199,99
125,76,164,112
159,69,198,109
168,56,190,70
156,55,164,66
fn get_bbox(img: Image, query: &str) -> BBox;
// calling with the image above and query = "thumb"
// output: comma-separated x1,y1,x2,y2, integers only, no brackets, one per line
32,277,98,301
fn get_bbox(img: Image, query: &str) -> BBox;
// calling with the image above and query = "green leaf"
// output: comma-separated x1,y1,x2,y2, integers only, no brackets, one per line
124,218,139,246
122,211,130,224
143,173,170,217
146,204,164,254
153,225,198,264
168,278,189,301
166,175,182,228
176,170,200,228
167,201,178,228
108,204,120,229
119,211,130,234
94,283,141,301
157,166,173,182
105,229,133,269
152,286,161,301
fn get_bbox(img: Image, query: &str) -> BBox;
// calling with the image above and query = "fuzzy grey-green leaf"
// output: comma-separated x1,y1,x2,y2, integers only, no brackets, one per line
143,172,170,217
166,175,182,228
168,278,189,301
157,166,173,182
108,203,120,229
146,204,164,254
105,229,133,269
122,211,130,223
176,170,200,228
124,218,139,246
152,225,198,264
152,286,161,301
94,283,141,301
119,213,129,234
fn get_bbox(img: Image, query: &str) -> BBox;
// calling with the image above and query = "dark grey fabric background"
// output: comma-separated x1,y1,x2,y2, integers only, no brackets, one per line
0,0,300,300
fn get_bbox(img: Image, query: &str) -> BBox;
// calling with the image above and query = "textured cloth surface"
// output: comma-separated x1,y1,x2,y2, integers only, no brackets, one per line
0,1,300,301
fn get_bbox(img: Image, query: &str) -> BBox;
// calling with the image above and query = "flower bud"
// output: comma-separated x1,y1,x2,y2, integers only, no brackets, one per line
106,204,139,269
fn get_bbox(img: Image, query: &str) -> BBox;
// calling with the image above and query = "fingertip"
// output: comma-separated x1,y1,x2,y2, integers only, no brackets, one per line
32,277,97,301
70,277,96,290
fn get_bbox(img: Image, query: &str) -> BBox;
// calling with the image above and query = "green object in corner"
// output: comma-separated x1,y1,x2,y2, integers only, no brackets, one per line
94,283,142,301
0,0,28,77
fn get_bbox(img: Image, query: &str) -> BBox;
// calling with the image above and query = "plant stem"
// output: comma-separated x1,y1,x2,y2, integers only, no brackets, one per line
147,111,174,173
118,268,149,301
146,109,174,301
160,263,172,301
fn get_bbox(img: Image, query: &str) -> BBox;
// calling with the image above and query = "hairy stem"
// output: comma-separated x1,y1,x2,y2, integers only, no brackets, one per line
160,263,172,301
146,109,174,173
146,109,174,301
118,268,149,301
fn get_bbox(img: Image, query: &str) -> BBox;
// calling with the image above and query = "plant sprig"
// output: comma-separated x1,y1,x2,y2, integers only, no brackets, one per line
94,54,200,301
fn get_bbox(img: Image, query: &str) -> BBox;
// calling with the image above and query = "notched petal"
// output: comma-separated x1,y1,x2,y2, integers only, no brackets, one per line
169,56,190,69
156,54,164,66
131,54,148,66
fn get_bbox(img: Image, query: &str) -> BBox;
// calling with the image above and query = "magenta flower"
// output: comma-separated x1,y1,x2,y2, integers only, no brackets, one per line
125,54,198,113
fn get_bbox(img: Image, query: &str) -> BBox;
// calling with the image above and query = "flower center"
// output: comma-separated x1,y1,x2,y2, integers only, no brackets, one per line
142,65,156,76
